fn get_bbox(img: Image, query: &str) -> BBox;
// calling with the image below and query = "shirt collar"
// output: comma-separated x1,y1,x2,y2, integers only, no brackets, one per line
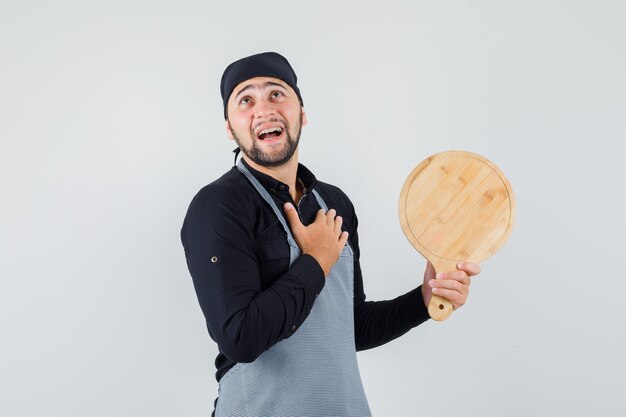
240,158,318,194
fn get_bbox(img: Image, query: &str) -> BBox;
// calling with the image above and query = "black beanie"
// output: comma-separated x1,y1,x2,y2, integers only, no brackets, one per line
220,52,303,119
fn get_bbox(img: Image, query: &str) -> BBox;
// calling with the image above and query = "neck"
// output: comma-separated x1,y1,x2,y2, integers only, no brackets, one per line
243,149,301,201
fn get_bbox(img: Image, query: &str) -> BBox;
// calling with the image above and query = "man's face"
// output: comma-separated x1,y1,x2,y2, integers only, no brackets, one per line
226,76,307,167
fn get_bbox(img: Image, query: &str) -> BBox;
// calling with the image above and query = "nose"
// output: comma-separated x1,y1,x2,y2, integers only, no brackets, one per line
254,97,276,118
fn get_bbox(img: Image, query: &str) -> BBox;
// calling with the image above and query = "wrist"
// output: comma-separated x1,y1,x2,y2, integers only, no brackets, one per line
305,251,331,277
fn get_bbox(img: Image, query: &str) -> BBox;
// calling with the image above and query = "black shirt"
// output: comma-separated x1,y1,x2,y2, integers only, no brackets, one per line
181,158,430,382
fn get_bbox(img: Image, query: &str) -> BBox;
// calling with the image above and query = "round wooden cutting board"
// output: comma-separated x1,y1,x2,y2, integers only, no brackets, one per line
398,151,516,321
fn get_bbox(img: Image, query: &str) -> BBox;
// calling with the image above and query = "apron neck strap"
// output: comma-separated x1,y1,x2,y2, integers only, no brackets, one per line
236,160,294,242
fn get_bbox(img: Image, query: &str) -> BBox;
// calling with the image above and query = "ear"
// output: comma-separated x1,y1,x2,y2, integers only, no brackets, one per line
301,108,308,127
225,120,234,140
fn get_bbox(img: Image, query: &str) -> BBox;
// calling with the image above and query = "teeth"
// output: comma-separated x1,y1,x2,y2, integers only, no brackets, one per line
258,127,282,135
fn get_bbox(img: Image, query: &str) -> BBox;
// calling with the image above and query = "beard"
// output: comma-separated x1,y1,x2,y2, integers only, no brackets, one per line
229,111,303,167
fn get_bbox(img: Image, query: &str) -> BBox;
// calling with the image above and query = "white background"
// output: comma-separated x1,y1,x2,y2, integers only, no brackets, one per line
1,1,625,416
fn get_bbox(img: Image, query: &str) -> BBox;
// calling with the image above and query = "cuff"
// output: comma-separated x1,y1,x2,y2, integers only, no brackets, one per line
398,286,431,327
287,253,326,297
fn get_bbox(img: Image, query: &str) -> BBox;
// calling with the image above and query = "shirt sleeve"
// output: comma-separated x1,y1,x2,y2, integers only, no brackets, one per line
346,198,431,351
181,183,325,363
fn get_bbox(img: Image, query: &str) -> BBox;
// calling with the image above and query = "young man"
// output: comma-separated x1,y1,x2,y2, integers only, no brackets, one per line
181,52,479,417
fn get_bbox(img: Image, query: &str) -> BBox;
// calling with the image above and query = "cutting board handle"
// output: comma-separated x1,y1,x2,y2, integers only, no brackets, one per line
428,260,457,321
428,294,454,321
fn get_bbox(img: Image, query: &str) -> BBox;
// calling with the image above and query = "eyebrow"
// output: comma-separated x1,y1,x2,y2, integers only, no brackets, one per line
234,81,288,102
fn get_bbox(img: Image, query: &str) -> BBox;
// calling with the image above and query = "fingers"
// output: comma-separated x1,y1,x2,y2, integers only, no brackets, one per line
430,287,467,309
325,208,336,226
424,261,481,311
338,230,349,248
317,208,344,238
326,209,347,242
315,208,326,222
428,269,472,310
284,203,304,232
429,278,469,309
430,274,468,291
287,204,347,242
438,270,471,286
457,261,481,276
334,215,343,235
292,205,348,276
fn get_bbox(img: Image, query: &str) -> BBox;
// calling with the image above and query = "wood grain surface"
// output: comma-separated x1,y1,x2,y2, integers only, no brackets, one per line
398,151,515,321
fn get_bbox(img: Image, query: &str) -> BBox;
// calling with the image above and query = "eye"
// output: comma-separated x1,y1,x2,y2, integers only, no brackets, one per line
270,91,283,99
239,96,252,105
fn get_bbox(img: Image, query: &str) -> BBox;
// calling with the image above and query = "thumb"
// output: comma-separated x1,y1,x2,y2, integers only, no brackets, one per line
422,261,435,307
283,203,304,231
423,261,436,284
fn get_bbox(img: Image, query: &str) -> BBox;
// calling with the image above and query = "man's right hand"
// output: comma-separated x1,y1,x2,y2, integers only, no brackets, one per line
284,203,349,277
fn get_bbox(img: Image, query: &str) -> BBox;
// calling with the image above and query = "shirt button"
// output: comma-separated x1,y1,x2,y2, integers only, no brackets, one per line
292,325,297,331
278,184,286,191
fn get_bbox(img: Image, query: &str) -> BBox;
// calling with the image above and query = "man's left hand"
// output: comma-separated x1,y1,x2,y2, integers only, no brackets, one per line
421,261,481,310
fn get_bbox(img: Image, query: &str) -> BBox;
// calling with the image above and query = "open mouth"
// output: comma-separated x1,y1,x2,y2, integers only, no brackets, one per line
256,126,284,142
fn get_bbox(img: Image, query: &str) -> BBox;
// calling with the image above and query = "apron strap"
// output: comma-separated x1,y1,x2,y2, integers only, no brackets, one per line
236,161,296,243
312,189,353,255
236,161,350,256
311,189,328,212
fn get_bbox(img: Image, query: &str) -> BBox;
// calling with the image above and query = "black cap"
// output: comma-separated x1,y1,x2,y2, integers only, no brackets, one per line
220,52,303,119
